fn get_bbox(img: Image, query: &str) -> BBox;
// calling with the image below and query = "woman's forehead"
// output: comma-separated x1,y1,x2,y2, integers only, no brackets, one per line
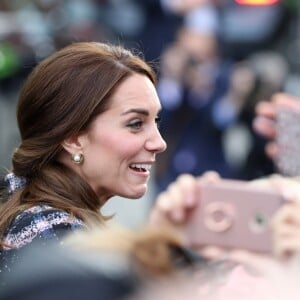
106,74,161,112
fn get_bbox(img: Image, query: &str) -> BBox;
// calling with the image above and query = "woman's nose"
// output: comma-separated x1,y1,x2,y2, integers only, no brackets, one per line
145,127,167,154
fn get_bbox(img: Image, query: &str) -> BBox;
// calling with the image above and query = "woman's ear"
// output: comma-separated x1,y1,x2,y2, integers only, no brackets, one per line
61,133,86,155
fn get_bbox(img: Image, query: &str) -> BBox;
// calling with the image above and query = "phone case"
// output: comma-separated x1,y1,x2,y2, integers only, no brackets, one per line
185,180,284,253
276,107,300,176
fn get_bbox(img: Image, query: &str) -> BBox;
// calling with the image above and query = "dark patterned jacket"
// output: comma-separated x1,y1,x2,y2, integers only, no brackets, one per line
0,205,85,274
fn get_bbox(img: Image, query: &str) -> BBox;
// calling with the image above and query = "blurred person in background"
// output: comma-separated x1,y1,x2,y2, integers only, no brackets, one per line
155,2,236,192
222,51,289,180
154,0,297,192
0,0,115,96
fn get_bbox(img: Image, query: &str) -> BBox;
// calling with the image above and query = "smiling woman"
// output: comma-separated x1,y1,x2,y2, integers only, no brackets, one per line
0,42,167,270
60,73,166,202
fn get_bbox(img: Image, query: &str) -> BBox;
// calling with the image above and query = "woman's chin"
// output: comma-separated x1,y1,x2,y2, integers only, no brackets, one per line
124,186,147,200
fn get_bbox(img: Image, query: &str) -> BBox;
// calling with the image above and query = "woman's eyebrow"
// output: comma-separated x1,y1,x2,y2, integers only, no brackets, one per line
121,108,149,116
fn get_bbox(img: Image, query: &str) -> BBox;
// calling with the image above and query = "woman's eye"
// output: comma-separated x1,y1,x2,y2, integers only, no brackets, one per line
127,120,143,130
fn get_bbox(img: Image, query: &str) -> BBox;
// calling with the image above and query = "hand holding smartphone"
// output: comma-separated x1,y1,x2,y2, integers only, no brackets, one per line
185,179,284,254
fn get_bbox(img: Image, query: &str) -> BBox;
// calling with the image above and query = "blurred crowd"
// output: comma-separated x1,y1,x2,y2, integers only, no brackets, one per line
154,0,300,192
0,0,300,192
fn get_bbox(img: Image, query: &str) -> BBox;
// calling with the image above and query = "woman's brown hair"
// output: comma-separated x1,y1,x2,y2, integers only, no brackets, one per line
0,42,156,247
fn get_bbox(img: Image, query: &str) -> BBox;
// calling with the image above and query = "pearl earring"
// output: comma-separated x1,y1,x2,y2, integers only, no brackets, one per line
71,153,84,164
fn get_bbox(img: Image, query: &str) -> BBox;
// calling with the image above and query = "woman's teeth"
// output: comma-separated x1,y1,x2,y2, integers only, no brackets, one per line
130,164,152,172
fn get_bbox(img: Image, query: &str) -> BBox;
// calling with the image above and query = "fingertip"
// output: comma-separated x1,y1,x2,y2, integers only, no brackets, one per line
156,194,172,212
252,116,265,134
200,246,226,260
282,190,297,203
199,171,221,183
274,93,300,110
177,173,196,182
253,116,277,139
187,195,198,208
266,142,279,160
255,100,275,117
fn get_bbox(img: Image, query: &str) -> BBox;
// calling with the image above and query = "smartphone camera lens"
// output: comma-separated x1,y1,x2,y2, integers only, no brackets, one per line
249,211,268,233
255,212,266,225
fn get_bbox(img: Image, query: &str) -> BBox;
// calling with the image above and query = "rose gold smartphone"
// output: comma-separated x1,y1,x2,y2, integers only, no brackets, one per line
185,180,284,253
276,107,300,176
